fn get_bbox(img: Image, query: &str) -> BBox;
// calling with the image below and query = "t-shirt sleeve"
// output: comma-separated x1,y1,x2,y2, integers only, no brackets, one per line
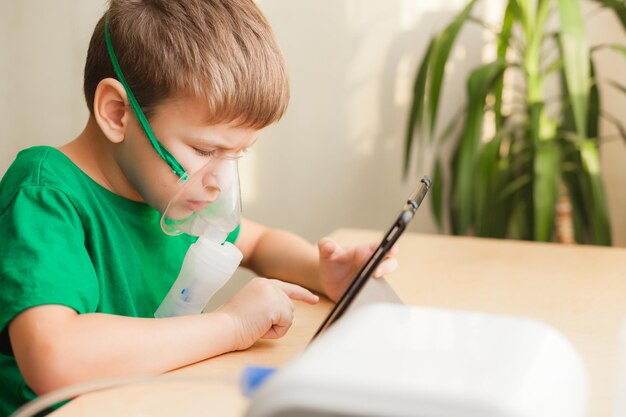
0,186,100,335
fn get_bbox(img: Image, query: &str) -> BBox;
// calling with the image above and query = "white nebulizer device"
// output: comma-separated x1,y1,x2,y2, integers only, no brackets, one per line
154,157,243,318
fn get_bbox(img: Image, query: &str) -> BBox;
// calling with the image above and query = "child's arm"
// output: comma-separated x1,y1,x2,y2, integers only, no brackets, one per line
237,218,322,293
236,218,398,301
9,277,317,395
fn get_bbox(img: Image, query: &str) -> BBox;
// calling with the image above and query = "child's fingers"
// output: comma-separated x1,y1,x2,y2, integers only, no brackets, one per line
262,308,293,339
318,237,348,261
262,324,289,339
270,280,319,304
374,257,398,278
366,241,400,256
318,237,336,257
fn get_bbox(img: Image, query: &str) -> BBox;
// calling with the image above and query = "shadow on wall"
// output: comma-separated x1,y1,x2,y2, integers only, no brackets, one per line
251,0,485,241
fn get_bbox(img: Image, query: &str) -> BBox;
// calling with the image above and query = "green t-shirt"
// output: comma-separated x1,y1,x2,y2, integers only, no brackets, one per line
0,146,239,416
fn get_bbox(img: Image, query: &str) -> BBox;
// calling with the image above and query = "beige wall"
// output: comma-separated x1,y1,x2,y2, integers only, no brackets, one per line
0,1,102,168
0,0,624,246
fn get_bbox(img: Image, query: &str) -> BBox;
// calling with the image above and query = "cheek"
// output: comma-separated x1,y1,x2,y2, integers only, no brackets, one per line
145,171,183,213
118,149,181,213
115,122,185,212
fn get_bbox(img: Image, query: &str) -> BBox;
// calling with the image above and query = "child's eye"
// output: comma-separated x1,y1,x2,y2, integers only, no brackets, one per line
193,147,217,157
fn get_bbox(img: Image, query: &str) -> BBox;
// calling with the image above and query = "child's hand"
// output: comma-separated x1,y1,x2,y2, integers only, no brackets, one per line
317,237,399,301
218,277,319,350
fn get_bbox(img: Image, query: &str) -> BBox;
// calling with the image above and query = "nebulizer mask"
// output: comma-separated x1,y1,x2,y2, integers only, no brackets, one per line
105,16,243,318
159,155,242,241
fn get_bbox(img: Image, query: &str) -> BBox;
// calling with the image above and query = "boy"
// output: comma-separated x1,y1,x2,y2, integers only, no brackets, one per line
0,0,398,415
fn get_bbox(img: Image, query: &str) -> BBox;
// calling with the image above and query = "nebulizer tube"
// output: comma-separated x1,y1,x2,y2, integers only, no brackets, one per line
154,157,243,318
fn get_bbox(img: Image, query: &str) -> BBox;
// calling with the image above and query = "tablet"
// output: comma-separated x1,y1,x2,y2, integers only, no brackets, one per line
310,176,431,341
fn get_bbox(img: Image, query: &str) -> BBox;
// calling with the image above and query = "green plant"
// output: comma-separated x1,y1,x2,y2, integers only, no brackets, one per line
404,0,626,245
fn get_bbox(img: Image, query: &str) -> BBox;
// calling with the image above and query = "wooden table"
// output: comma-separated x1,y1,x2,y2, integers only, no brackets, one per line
50,229,626,417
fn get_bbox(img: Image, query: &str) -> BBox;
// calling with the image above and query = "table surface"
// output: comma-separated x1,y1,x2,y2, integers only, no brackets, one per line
49,229,626,417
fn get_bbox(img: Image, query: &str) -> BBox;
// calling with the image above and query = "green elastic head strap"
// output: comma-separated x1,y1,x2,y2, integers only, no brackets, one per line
104,14,188,180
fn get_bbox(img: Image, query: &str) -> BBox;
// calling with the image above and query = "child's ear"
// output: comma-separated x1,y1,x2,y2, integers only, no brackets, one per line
93,78,129,144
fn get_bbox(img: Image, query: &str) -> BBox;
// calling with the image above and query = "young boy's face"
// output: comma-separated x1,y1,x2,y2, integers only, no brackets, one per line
116,95,258,217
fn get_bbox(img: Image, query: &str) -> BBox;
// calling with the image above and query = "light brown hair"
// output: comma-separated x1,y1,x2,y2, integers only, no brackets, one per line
84,0,290,128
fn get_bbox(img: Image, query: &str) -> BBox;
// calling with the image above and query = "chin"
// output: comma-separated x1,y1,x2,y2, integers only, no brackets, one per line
162,205,194,220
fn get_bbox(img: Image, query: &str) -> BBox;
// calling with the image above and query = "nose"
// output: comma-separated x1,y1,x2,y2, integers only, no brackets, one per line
203,159,237,190
202,170,221,192
203,187,220,202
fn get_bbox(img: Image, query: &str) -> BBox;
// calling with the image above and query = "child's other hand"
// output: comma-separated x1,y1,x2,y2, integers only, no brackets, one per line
317,237,399,301
218,277,318,350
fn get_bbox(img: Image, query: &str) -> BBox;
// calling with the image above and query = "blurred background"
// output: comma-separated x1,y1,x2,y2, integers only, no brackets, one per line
0,0,625,246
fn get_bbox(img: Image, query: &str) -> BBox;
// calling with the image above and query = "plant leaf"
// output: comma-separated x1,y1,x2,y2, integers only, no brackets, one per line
592,43,626,56
451,61,507,235
588,57,600,139
540,58,563,80
579,140,612,245
562,144,591,244
475,137,502,236
494,2,517,129
512,0,536,36
508,175,534,241
490,125,521,238
534,141,560,242
474,127,515,238
404,38,436,178
428,0,479,138
558,0,589,140
607,43,626,56
430,159,444,230
558,66,583,243
561,140,612,245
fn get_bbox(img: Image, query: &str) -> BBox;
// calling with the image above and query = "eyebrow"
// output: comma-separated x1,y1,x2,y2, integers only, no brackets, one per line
191,136,258,151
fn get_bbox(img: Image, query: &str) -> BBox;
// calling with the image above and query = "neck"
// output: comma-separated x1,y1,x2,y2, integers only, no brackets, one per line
59,116,143,202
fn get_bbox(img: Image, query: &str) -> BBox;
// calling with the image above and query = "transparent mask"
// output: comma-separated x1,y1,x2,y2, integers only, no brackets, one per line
160,152,242,241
